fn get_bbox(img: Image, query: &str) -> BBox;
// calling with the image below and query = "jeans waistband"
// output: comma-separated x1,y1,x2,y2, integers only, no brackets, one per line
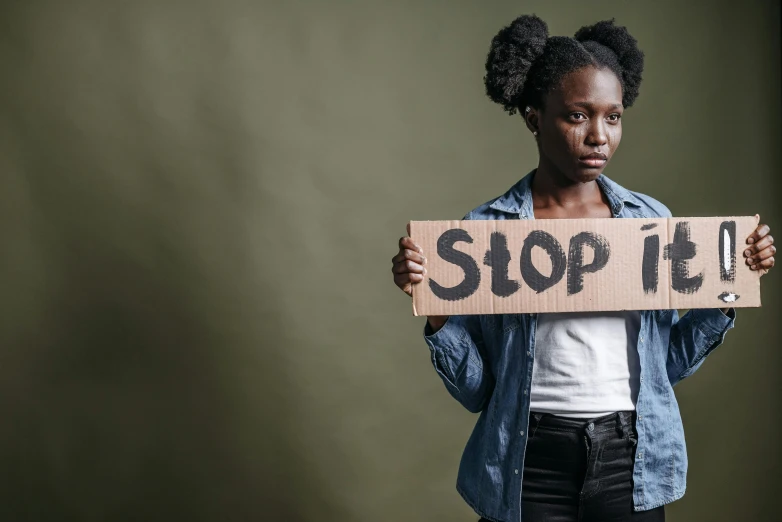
529,410,636,437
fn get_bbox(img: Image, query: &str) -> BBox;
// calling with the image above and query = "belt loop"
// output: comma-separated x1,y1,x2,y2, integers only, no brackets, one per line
615,412,627,438
530,412,544,439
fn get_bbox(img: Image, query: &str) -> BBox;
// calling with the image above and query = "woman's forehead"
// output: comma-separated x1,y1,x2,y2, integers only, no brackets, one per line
550,66,623,107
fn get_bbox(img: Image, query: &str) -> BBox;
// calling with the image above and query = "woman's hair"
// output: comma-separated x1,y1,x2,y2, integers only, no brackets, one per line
484,14,645,115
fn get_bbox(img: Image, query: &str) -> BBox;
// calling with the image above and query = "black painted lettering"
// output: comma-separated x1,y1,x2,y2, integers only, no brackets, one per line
663,221,704,294
483,232,520,297
520,231,566,293
567,232,611,295
429,229,481,301
642,234,660,293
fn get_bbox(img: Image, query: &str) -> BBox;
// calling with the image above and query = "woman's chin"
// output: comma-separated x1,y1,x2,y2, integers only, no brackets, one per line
572,167,602,183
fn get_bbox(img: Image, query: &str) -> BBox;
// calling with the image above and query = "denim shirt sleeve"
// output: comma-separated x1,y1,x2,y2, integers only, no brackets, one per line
666,308,737,386
423,315,495,413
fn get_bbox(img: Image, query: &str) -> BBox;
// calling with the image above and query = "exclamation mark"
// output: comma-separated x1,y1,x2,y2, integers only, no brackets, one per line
717,220,739,303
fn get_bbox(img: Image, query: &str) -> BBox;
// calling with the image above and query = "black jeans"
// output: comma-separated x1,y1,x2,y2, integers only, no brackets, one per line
480,411,665,522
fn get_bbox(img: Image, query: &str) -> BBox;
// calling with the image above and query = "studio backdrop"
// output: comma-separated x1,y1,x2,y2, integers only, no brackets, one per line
0,1,779,521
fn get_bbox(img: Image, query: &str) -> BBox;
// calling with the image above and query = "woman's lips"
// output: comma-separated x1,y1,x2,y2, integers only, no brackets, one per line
578,157,607,168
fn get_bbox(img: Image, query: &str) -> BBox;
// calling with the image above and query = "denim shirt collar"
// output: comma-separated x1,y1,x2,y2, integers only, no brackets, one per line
488,169,644,218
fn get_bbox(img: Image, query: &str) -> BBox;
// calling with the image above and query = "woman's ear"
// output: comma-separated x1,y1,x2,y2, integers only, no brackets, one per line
523,106,540,137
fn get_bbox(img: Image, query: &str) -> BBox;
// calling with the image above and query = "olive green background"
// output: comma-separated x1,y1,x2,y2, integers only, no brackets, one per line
0,1,779,521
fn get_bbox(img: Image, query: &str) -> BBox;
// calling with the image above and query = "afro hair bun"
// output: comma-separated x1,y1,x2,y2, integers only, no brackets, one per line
484,15,645,113
484,14,549,115
574,19,644,107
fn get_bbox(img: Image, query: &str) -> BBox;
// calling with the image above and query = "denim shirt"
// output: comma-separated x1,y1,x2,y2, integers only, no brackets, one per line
423,171,736,522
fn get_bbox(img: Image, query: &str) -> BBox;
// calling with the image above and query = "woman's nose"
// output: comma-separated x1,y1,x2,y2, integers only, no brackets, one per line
586,122,608,146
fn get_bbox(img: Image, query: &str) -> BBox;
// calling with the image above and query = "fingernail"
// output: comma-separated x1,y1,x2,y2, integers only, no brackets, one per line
748,238,755,244
422,256,427,265
751,264,757,270
746,257,753,265
423,268,427,275
744,249,751,257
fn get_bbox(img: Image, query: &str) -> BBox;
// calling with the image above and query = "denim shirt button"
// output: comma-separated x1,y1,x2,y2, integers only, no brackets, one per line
587,422,595,431
514,469,519,474
520,431,524,436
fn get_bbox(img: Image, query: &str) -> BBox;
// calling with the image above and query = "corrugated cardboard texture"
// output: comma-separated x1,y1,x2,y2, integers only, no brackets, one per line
410,217,761,316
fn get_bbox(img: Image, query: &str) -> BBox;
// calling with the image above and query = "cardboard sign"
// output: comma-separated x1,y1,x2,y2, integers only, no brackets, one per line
409,217,761,316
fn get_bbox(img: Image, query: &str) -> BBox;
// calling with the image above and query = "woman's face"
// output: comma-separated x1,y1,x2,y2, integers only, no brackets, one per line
531,66,624,184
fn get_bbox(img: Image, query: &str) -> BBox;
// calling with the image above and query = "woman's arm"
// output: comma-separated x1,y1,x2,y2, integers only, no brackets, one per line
423,314,495,413
392,233,495,413
666,218,774,385
665,308,735,386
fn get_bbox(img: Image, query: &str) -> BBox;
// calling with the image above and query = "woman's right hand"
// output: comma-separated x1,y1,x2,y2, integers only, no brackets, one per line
391,228,426,297
392,227,448,332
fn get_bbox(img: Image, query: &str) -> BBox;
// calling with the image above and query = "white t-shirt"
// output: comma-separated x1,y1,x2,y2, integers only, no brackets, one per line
530,311,642,418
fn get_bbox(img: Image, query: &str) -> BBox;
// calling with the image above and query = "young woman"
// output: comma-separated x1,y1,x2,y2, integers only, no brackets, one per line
391,15,775,522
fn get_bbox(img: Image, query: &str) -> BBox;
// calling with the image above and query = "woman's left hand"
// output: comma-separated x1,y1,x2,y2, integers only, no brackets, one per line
745,215,775,277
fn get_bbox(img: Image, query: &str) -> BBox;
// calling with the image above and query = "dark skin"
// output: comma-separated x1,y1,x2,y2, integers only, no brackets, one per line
393,65,775,328
525,66,620,220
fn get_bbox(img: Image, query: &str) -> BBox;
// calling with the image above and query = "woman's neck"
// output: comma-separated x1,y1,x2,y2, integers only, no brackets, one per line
531,157,612,219
532,161,601,208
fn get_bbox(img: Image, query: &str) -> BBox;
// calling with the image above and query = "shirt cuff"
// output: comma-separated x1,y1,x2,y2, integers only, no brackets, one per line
424,315,454,339
422,315,467,351
689,308,736,343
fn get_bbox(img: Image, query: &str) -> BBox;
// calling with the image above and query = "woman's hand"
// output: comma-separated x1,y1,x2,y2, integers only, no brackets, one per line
744,215,775,276
392,227,449,332
392,225,426,297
